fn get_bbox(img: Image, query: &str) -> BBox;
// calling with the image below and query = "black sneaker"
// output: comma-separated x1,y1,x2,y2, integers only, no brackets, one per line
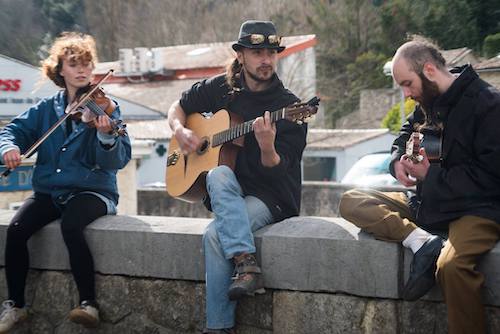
402,236,444,301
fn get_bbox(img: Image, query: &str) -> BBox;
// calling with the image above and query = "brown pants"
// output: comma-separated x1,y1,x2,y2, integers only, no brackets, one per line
339,188,500,334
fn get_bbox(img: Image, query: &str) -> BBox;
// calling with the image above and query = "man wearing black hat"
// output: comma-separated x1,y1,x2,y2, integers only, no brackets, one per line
168,20,309,333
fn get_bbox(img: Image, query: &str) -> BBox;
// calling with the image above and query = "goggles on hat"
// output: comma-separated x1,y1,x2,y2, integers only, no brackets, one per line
245,34,282,45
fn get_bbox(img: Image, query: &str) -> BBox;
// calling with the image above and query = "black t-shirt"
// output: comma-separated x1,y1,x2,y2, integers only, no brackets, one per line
179,72,307,221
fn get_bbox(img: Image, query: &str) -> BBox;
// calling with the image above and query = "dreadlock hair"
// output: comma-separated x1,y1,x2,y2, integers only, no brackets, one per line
225,58,242,92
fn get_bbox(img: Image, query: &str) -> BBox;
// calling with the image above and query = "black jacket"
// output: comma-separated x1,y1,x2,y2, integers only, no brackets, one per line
389,65,500,229
179,72,307,221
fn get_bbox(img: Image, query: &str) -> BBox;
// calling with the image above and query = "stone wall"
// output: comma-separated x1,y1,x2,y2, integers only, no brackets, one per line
4,270,500,334
335,88,399,129
0,210,498,333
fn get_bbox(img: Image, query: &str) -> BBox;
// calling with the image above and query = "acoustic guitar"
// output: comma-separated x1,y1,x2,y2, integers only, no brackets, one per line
405,131,442,163
165,97,320,202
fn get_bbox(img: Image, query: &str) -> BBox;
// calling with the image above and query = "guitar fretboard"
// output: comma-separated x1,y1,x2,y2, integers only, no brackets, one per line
212,108,286,147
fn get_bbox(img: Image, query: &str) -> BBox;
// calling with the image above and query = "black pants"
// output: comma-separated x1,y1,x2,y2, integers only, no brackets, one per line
5,192,107,307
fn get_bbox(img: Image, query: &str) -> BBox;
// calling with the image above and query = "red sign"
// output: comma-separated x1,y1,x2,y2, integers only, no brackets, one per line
0,79,21,92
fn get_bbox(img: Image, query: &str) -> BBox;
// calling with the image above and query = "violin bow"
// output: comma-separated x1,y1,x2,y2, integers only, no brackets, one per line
0,70,114,178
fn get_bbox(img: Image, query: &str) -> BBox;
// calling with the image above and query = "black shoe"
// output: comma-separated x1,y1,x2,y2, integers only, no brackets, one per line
402,235,444,301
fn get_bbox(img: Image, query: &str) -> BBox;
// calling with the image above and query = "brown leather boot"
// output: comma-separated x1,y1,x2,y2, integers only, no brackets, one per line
227,253,265,301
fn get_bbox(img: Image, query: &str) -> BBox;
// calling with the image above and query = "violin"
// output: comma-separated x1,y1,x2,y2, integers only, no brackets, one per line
1,70,118,178
69,84,127,137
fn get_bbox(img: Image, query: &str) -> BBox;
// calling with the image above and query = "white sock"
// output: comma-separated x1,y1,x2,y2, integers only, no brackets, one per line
402,228,433,253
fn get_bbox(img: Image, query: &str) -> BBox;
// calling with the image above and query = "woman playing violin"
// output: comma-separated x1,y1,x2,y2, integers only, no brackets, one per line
0,32,131,331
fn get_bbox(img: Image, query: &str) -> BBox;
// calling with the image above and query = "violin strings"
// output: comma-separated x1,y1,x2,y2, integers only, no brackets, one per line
85,100,125,135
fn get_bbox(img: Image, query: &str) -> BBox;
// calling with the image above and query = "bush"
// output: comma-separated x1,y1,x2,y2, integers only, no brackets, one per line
484,33,500,58
381,99,416,132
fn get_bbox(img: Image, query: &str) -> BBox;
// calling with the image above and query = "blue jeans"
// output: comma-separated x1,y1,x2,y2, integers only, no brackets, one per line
203,166,273,329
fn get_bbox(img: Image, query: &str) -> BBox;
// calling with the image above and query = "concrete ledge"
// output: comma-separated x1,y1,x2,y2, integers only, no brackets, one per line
0,209,498,306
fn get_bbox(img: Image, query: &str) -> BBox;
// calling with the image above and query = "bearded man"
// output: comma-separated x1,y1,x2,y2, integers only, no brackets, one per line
167,20,309,333
339,37,500,334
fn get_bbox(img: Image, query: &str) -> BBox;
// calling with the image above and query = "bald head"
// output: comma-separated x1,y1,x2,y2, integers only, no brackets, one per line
393,40,447,75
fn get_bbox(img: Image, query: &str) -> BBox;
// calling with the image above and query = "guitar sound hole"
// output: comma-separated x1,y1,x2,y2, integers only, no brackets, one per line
197,137,210,155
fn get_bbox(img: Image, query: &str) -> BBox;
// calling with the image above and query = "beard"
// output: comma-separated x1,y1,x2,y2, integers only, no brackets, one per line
417,72,441,112
244,65,274,83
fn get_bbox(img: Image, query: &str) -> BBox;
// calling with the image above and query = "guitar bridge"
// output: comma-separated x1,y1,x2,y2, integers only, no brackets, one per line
167,150,180,166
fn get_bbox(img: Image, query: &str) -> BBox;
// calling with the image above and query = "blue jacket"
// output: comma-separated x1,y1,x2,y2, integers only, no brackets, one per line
0,91,131,208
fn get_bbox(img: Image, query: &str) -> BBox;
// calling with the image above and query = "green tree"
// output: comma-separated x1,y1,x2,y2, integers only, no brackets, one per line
35,0,86,35
380,0,500,52
378,0,420,53
347,51,392,97
0,0,47,64
34,0,87,60
307,0,390,127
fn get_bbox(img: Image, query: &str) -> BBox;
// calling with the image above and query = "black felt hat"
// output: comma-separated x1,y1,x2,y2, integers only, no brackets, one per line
232,20,285,53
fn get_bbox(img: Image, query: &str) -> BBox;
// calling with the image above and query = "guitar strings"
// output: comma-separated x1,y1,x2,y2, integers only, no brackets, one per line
212,109,285,147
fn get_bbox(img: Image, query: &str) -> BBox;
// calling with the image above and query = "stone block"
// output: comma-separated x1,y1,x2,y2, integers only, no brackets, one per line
86,215,209,281
272,291,397,334
0,214,211,281
236,292,273,330
257,217,401,298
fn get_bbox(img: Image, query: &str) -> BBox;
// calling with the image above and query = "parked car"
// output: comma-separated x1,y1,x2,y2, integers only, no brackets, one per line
341,152,401,187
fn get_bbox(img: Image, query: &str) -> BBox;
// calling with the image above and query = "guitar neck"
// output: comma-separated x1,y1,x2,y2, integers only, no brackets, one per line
212,108,285,147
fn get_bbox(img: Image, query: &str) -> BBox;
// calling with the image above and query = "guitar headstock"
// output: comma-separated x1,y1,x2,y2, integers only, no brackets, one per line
405,132,424,163
284,96,320,124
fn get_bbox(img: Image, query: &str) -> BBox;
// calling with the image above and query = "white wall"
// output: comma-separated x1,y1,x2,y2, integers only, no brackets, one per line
136,139,169,187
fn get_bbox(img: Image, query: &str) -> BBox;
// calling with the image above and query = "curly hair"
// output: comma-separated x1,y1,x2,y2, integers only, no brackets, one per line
41,32,98,88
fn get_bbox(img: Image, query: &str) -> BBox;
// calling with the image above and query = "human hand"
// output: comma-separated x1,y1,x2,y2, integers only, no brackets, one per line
400,148,430,181
174,126,201,155
94,115,114,135
253,111,276,151
253,111,280,167
2,148,21,170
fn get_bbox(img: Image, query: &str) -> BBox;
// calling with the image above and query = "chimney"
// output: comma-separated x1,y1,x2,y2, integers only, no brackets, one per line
134,47,149,73
119,48,134,74
149,48,164,72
